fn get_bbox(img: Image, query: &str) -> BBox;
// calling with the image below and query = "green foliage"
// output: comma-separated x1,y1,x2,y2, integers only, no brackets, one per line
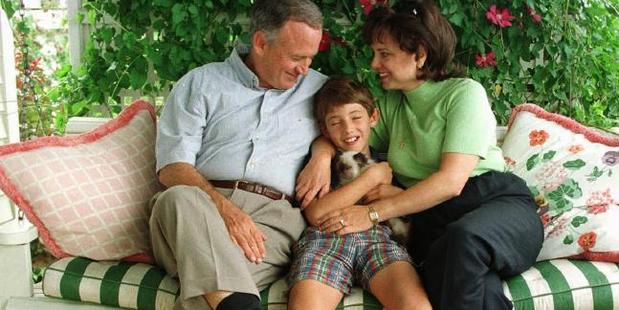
3,0,619,128
4,3,69,139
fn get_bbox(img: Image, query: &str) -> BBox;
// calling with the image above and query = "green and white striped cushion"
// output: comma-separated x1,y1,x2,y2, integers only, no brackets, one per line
43,257,619,310
504,259,619,309
42,257,381,309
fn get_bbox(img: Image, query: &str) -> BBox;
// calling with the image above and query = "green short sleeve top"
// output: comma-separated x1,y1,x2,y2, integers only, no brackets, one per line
369,78,505,187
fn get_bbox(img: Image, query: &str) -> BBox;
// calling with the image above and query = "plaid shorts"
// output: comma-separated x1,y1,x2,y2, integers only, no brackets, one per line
288,225,412,294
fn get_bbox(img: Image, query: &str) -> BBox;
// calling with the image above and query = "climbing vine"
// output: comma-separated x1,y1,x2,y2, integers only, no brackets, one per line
3,0,619,129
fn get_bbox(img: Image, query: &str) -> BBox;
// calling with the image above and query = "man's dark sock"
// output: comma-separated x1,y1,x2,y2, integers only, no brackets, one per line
216,292,260,310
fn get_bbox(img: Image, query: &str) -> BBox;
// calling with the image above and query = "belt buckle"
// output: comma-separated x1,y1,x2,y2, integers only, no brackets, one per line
233,180,242,190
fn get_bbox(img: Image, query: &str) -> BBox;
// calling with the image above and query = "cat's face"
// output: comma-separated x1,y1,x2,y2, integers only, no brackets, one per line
334,151,374,186
322,103,378,154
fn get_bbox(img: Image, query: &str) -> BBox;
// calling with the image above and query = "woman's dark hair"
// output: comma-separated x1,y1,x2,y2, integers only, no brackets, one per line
363,0,464,81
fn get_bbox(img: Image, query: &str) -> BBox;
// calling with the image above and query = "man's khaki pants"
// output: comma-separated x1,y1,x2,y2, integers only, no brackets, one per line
149,185,306,309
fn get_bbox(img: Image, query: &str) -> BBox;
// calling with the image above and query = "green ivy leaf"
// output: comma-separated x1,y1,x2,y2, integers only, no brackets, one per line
542,151,557,162
527,153,540,171
563,235,574,245
571,216,588,228
563,159,586,170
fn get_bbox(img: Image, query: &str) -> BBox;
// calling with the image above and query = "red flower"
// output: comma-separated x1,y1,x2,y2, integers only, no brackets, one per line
578,232,597,251
319,31,331,52
540,213,551,227
529,130,549,146
475,51,496,68
527,7,542,24
486,5,514,28
359,0,387,15
29,56,42,71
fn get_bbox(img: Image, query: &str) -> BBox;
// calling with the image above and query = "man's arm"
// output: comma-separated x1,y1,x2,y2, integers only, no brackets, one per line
158,163,266,264
295,136,336,208
303,162,392,227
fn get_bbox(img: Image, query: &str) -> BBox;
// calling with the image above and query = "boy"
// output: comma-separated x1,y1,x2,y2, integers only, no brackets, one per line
287,77,431,310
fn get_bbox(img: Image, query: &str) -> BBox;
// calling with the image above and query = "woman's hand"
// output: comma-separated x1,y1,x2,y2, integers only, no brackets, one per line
317,205,374,235
365,184,404,202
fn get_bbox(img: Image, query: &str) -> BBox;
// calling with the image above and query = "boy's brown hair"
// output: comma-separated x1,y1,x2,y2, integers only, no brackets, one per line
314,76,376,126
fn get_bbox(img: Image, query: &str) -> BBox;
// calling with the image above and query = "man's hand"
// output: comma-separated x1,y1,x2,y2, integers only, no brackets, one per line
216,196,267,264
296,154,331,209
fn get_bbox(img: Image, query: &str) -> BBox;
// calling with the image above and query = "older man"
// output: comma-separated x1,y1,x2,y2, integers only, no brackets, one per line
150,0,326,309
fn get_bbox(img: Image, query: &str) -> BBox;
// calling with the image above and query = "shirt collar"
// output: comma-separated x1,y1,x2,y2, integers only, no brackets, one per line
227,44,262,89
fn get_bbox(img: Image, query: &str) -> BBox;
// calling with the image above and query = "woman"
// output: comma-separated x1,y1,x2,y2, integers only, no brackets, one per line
296,1,543,309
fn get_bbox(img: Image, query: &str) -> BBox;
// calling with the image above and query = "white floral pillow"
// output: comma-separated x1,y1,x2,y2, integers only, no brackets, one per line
0,101,160,261
502,104,619,262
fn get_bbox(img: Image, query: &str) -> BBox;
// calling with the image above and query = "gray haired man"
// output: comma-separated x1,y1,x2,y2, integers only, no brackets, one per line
150,0,326,309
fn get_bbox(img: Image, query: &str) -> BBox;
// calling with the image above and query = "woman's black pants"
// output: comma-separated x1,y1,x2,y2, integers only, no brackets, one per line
407,171,544,310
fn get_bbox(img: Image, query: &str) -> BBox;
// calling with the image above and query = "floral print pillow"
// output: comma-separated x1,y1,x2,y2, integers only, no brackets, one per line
502,104,619,262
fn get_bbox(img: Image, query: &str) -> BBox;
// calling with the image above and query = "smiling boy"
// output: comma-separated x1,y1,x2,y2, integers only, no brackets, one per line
287,77,431,310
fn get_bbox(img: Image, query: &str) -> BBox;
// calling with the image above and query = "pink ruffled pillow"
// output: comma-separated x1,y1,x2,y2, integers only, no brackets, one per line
502,104,619,262
0,101,160,261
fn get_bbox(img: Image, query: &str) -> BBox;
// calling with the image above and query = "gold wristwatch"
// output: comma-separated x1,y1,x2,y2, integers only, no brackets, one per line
367,206,380,226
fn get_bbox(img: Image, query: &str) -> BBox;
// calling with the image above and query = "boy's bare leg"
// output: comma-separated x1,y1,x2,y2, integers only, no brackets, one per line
288,280,344,310
369,261,432,310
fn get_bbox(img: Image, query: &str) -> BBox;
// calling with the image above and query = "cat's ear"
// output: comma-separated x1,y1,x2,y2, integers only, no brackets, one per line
353,152,369,165
369,108,380,128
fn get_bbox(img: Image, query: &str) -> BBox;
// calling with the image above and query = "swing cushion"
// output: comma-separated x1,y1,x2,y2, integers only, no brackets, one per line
0,100,159,261
42,256,619,310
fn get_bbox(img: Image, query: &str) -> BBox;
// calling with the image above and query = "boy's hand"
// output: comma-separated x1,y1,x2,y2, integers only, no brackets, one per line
365,184,404,202
365,162,393,186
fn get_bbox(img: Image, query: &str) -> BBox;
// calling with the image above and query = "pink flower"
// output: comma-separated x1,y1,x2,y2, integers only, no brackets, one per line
319,31,331,52
568,144,584,154
504,156,516,168
475,51,496,68
534,161,568,192
578,232,597,251
486,5,514,28
527,7,542,24
359,0,387,15
587,189,616,214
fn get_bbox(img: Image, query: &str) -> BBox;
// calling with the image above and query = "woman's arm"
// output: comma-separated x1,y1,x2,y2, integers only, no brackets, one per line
373,152,479,220
304,162,392,226
315,152,479,234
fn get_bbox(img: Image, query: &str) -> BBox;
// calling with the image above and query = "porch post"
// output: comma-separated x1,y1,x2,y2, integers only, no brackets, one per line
0,8,38,299
68,0,86,72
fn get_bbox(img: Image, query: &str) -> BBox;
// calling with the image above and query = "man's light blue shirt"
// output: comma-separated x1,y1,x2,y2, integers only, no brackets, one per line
156,46,327,196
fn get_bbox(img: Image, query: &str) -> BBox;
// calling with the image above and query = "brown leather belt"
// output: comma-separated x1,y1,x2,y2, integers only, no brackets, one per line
210,180,295,205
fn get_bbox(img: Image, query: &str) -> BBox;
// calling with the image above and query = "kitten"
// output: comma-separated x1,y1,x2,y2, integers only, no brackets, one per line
333,151,411,246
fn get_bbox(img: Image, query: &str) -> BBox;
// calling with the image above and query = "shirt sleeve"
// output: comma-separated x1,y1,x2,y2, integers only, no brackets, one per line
156,70,207,172
441,80,496,159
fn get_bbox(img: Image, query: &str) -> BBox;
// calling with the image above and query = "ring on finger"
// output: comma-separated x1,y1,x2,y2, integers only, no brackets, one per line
339,219,346,227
